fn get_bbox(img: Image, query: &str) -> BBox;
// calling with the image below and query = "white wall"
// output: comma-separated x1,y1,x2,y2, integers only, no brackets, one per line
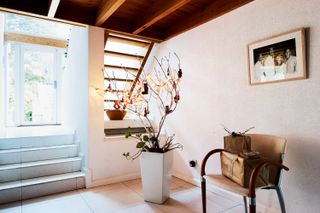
156,0,320,212
61,26,89,167
87,26,142,187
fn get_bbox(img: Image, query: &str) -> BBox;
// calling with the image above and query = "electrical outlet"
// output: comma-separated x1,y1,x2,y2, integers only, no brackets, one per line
189,160,197,167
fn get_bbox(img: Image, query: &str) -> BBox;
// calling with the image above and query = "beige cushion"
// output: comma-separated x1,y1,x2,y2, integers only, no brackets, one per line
205,174,249,196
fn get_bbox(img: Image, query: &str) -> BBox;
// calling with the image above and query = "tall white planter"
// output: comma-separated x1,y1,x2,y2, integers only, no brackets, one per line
140,151,173,204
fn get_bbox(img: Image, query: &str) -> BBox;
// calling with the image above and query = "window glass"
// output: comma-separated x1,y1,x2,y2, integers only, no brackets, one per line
22,47,57,124
104,93,123,101
105,40,147,56
104,80,131,91
104,55,141,69
5,13,71,40
104,68,136,80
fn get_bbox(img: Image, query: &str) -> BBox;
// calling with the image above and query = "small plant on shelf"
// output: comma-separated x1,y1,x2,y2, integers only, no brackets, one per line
122,53,183,160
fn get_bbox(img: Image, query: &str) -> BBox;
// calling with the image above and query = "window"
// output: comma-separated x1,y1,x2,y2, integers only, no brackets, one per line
2,12,70,126
5,42,64,126
104,34,152,120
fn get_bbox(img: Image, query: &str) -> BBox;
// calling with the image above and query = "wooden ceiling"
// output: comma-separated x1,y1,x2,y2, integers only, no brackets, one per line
0,0,253,42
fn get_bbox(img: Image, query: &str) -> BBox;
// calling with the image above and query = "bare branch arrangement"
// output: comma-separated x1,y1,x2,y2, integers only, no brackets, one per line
104,69,134,110
123,53,183,160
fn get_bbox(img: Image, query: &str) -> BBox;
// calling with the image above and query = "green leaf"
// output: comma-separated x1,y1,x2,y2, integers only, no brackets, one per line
136,133,142,138
150,136,158,142
125,131,132,138
123,152,130,157
143,135,149,141
136,142,145,148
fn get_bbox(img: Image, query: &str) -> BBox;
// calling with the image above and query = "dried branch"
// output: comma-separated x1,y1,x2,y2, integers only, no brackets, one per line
122,53,183,160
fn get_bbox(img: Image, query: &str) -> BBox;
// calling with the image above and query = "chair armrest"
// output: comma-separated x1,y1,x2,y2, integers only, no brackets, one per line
248,160,289,197
201,149,224,176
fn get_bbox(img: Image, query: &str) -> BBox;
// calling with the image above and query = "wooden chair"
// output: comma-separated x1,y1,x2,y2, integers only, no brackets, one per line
201,134,289,213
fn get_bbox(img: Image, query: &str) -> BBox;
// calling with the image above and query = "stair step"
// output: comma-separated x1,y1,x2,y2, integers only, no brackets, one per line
0,157,82,183
0,144,78,154
0,157,81,170
0,172,85,204
0,172,85,190
0,144,78,165
0,134,75,150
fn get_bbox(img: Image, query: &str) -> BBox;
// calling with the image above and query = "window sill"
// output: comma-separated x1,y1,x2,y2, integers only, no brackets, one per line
104,119,148,129
104,135,135,143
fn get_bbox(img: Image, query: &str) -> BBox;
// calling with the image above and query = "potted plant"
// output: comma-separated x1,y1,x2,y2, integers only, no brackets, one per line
105,101,127,120
123,53,183,204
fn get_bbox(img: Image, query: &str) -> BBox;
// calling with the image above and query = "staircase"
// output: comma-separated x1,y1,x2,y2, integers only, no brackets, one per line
104,33,154,111
0,133,85,204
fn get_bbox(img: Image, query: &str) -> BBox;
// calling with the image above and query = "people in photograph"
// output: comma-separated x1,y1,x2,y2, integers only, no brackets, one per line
285,48,297,73
264,47,275,67
262,47,276,81
254,54,265,81
274,54,286,80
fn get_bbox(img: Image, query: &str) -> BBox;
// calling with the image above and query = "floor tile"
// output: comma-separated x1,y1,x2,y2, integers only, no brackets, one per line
169,188,238,213
114,203,164,213
221,205,244,213
22,191,92,213
222,204,279,213
78,183,124,194
122,179,141,186
153,198,196,213
22,190,79,204
125,182,144,197
207,192,239,209
0,177,265,213
0,202,21,213
80,185,143,213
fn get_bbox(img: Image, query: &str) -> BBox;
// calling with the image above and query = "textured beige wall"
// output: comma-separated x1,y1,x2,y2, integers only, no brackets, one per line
156,0,320,212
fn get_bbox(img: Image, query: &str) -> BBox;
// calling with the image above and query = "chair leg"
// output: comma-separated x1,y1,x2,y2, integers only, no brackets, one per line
243,196,248,213
201,177,206,213
276,186,286,213
249,197,256,213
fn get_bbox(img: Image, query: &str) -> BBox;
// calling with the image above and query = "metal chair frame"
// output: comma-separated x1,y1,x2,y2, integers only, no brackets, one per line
201,143,289,213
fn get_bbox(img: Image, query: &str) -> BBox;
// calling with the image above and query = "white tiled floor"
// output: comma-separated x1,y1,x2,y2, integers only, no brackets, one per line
0,177,250,213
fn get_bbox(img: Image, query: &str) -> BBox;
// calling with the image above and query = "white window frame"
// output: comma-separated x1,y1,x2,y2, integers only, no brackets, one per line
4,41,63,126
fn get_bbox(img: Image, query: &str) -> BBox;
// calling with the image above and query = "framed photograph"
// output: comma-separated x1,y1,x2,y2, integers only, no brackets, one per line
248,28,306,85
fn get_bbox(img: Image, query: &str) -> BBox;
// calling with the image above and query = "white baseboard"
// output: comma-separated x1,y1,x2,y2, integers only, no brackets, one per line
85,170,141,188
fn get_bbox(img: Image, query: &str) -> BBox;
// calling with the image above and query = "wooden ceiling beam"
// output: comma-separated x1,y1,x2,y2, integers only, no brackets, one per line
47,0,60,17
164,0,253,40
105,29,163,43
107,35,150,47
95,0,126,26
4,32,68,48
132,0,190,35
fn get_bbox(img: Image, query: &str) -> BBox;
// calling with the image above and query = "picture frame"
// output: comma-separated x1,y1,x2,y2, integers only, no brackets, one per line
247,28,306,85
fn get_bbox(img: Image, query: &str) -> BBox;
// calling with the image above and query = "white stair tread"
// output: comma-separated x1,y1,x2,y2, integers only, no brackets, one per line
0,157,81,170
0,144,77,154
0,172,85,190
1,127,75,139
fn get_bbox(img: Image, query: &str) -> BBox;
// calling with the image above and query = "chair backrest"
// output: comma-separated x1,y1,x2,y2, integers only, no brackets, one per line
246,134,287,186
